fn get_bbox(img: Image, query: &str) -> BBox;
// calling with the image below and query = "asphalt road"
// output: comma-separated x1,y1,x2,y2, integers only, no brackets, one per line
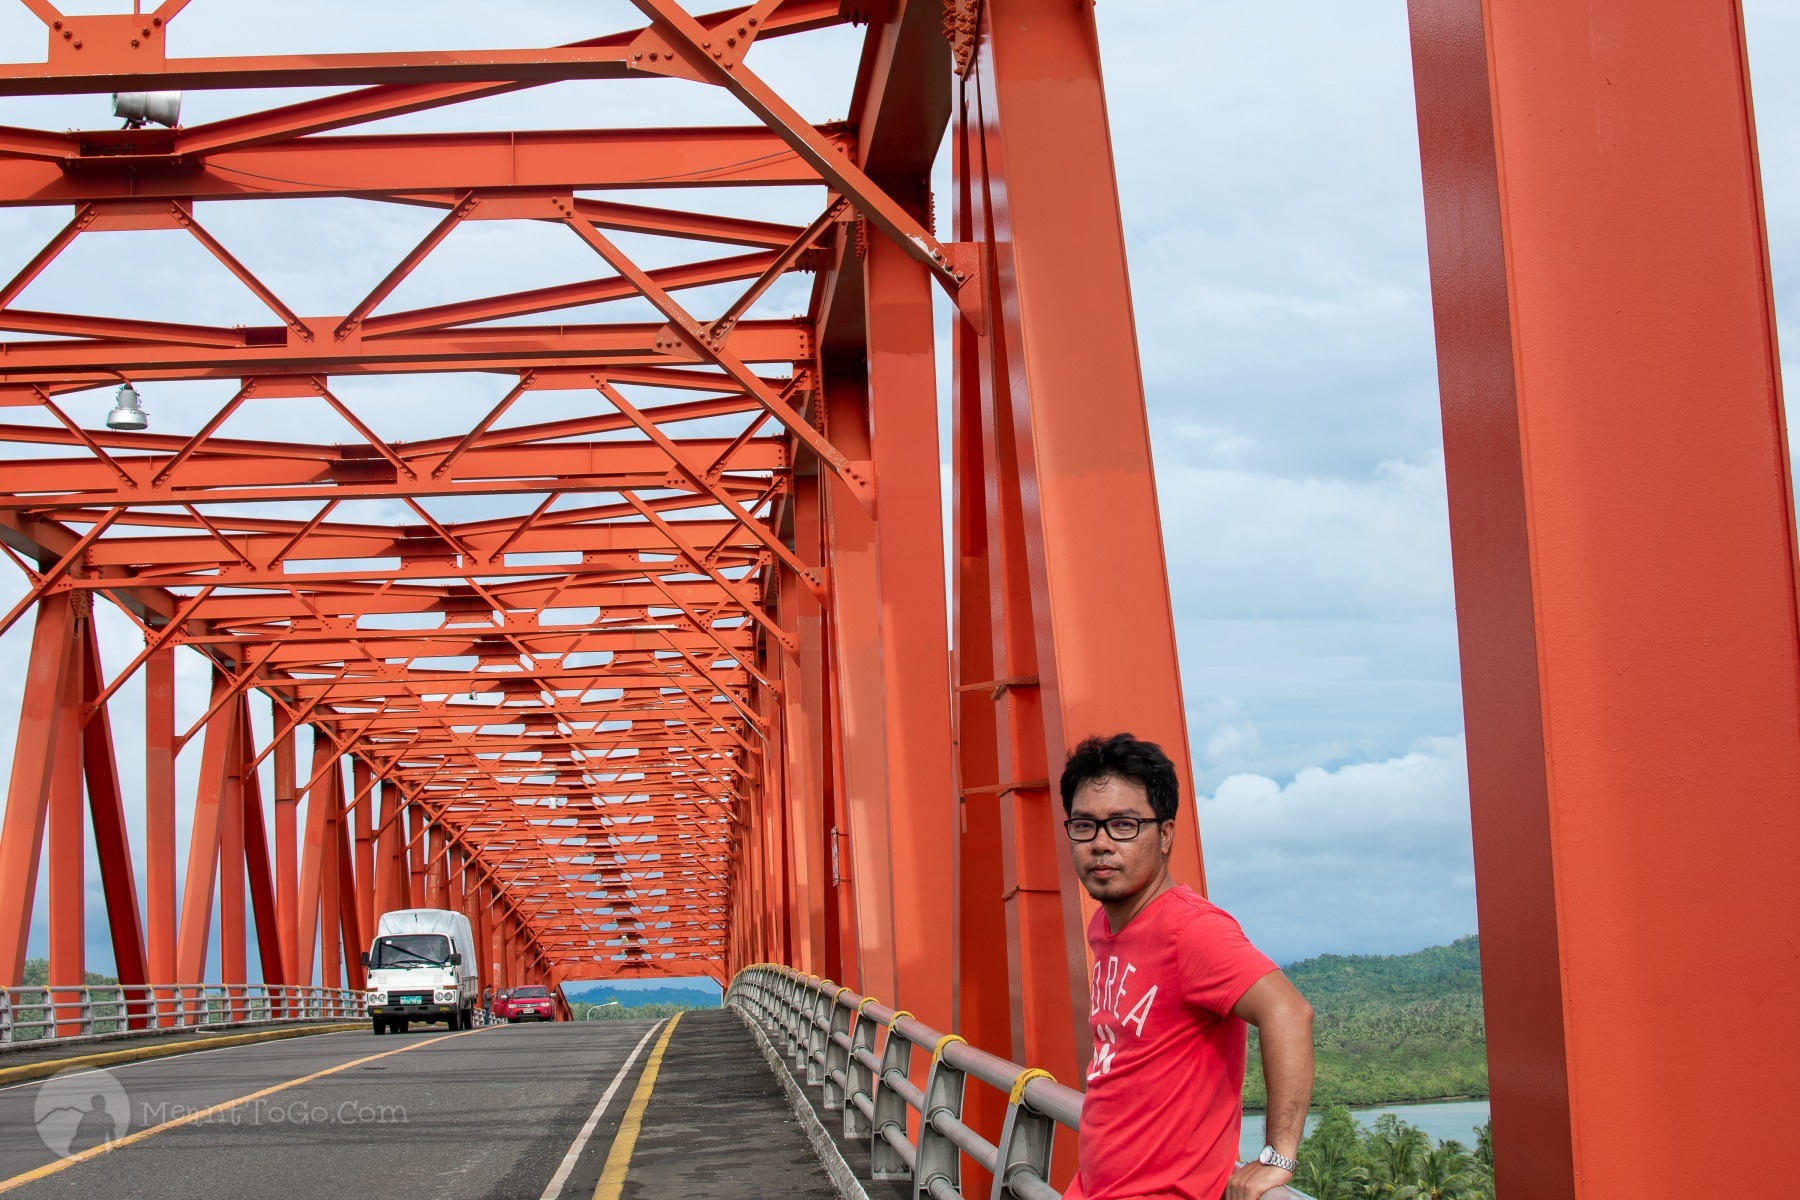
0,1020,670,1200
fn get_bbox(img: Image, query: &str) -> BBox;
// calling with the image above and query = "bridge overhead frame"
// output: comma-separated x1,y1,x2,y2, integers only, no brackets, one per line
0,0,1203,1084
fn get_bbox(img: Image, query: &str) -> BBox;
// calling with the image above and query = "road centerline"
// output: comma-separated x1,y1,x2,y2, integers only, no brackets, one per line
591,1013,683,1200
536,1020,665,1200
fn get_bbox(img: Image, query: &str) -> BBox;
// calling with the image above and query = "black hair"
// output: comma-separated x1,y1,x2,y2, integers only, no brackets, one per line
1059,733,1179,822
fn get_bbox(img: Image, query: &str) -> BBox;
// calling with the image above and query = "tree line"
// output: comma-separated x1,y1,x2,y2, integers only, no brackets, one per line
1295,1107,1494,1200
1245,936,1487,1109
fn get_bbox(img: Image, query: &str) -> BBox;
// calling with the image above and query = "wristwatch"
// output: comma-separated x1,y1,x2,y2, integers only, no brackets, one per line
1257,1144,1298,1173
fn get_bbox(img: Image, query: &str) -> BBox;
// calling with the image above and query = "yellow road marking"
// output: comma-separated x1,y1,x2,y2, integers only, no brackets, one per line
0,1023,363,1090
0,1026,486,1194
592,1014,683,1200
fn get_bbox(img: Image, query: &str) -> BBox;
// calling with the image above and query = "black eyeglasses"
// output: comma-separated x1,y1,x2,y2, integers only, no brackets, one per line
1063,816,1162,843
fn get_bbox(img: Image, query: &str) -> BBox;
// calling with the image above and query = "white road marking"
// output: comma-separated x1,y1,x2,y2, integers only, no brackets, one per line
537,1021,666,1200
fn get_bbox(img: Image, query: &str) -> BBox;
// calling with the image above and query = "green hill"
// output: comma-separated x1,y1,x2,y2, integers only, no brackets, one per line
1244,935,1487,1109
565,984,719,1009
21,958,117,987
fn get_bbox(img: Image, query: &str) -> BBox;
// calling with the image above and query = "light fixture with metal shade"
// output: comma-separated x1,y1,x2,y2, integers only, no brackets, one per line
106,383,148,431
112,91,181,129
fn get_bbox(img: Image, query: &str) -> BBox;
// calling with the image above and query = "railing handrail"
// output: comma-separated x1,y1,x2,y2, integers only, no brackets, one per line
0,982,368,1045
726,963,1311,1200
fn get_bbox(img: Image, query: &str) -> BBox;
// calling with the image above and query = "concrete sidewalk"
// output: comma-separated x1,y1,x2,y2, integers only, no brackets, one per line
616,1009,842,1200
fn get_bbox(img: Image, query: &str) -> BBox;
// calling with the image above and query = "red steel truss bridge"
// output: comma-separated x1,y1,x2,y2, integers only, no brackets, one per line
0,3,1796,1199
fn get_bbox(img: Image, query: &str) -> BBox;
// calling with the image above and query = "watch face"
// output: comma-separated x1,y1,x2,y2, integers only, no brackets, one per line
1258,1145,1275,1165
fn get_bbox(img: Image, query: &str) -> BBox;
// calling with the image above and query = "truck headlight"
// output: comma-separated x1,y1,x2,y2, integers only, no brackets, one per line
436,989,456,1002
368,990,386,1004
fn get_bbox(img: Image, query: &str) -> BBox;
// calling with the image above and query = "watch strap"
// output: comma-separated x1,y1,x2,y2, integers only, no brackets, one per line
1258,1144,1299,1173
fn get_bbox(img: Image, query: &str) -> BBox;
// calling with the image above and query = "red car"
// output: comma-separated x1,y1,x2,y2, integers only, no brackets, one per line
497,985,554,1022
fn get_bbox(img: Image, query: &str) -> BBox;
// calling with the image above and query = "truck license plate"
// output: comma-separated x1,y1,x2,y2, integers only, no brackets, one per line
400,996,421,1005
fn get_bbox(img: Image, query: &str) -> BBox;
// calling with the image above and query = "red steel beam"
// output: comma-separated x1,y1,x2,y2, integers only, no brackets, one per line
1408,2,1800,1196
0,127,847,206
0,320,812,380
952,0,1206,1091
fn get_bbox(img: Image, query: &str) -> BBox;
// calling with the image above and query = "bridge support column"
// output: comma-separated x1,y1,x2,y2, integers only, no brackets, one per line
425,822,447,908
146,642,177,1023
273,711,299,1005
239,699,283,995
297,727,333,987
862,227,958,1035
47,602,85,1036
788,475,839,980
353,760,374,939
951,0,1205,1097
821,372,897,1007
218,693,246,1019
82,616,148,1025
177,670,238,992
375,780,405,920
1408,2,1800,1195
406,802,427,908
335,766,365,991
318,758,344,991
0,599,73,987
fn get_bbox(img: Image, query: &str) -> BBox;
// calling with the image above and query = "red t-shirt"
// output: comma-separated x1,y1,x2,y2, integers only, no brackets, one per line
1065,885,1277,1200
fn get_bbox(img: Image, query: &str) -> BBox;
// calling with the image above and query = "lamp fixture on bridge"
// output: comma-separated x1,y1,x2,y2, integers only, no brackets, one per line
106,383,148,431
112,91,182,129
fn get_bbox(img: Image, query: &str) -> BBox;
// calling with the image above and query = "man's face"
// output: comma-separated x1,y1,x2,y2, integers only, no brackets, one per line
1068,775,1174,902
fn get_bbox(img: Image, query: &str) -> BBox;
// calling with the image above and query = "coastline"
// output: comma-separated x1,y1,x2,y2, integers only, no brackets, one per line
1244,1093,1487,1115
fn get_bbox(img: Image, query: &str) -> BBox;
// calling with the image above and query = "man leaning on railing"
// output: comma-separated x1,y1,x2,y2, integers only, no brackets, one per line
1059,733,1316,1200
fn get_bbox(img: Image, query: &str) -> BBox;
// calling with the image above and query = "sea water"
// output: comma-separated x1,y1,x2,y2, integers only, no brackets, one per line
1239,1098,1491,1162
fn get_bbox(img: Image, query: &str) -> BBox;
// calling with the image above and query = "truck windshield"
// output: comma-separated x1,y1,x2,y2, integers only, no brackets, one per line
369,934,452,968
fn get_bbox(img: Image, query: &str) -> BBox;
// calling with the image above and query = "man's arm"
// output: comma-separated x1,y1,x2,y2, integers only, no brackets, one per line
1225,970,1315,1200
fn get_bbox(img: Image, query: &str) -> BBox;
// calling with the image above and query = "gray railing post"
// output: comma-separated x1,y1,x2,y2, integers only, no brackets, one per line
914,1039,967,1200
787,975,810,1067
871,1020,914,1181
778,975,799,1061
992,1073,1059,1200
778,976,797,1056
0,988,11,1043
845,1004,881,1141
824,996,854,1110
751,967,768,1020
806,986,837,1087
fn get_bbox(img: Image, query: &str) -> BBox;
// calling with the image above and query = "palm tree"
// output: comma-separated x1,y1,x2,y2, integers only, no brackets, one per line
1361,1115,1430,1199
1407,1140,1483,1200
1295,1106,1370,1200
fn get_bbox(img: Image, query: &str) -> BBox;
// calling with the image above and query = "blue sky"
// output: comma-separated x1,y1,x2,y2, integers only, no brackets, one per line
1,1,1796,977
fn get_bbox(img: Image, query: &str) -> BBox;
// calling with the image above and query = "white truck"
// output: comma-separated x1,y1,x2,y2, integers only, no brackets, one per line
362,908,480,1034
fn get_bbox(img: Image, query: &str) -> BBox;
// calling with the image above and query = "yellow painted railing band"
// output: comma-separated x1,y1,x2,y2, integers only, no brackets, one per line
1009,1067,1056,1105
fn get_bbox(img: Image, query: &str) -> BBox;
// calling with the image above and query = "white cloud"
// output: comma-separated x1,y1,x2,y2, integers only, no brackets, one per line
1200,736,1476,965
1160,452,1454,622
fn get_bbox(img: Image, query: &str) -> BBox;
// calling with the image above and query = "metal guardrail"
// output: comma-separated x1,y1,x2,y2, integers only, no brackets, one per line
728,964,1311,1200
0,983,368,1044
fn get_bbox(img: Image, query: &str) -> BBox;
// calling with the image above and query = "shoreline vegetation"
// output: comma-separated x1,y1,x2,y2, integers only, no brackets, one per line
1244,936,1495,1198
1243,1093,1485,1116
1244,935,1487,1111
